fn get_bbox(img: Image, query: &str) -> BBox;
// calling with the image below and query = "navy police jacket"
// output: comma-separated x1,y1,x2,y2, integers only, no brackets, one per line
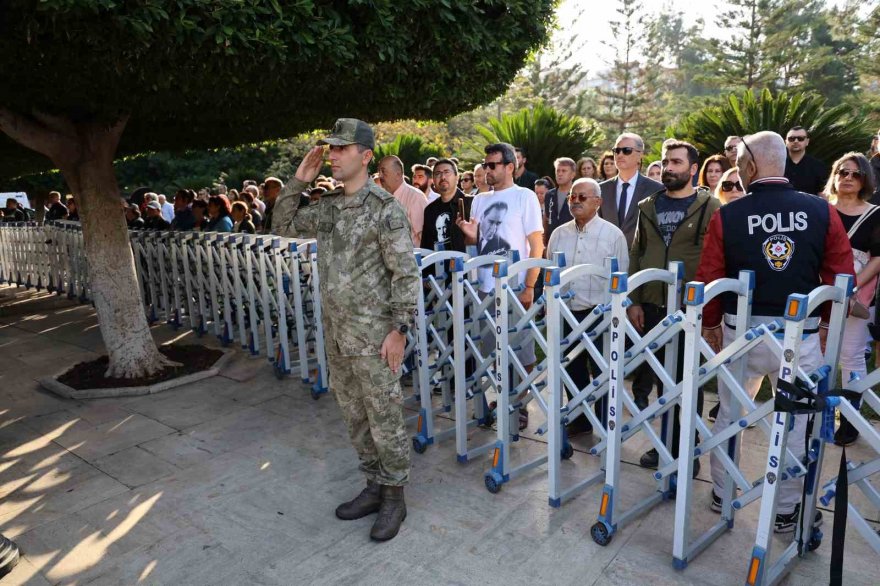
696,178,854,327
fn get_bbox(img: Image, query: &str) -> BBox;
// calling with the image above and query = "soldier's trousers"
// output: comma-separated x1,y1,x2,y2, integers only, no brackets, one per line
328,354,411,486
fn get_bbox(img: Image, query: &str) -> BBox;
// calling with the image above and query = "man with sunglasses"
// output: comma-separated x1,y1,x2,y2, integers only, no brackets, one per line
696,131,853,533
723,136,742,168
784,126,827,196
599,132,664,248
457,142,544,428
547,178,629,435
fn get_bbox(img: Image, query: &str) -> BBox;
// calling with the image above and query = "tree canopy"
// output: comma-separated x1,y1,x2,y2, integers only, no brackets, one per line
0,0,556,180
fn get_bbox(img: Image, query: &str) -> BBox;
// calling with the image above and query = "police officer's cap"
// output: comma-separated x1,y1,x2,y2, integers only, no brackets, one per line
317,118,376,150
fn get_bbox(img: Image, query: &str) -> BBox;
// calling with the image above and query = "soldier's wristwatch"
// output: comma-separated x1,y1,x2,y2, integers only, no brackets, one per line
395,323,409,335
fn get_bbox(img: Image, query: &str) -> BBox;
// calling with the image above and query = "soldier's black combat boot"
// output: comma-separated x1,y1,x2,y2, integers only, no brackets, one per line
335,481,381,520
0,534,20,578
370,485,407,541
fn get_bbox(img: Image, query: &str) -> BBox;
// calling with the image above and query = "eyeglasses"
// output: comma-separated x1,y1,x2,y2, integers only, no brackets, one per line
481,161,510,170
720,181,743,192
569,193,600,202
612,147,641,155
433,169,455,178
461,178,473,183
836,169,863,180
741,137,757,167
724,145,738,152
786,136,807,142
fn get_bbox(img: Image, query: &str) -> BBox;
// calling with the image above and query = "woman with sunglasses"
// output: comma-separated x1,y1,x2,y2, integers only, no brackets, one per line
715,167,745,204
826,152,879,446
698,154,731,193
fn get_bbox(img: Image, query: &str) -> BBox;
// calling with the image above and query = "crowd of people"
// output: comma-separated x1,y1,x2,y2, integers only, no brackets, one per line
3,120,879,545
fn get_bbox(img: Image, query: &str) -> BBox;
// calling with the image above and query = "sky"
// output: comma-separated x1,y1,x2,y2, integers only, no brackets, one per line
550,0,718,70
550,0,859,74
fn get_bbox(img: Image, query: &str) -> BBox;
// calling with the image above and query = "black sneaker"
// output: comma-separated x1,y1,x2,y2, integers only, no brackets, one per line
639,448,659,469
634,397,649,412
774,505,823,534
565,415,593,437
710,492,722,513
708,403,719,423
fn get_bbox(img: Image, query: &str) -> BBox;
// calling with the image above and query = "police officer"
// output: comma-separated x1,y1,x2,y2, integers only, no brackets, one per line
696,131,854,533
273,119,420,542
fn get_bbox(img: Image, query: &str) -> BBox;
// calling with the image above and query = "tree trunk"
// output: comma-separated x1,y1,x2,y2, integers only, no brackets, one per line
65,149,173,378
0,109,171,378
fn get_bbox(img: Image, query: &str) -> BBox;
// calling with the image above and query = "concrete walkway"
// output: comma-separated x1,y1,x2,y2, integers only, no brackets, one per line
0,285,877,585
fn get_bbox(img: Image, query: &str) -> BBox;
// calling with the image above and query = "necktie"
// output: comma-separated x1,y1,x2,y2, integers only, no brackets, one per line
618,182,630,226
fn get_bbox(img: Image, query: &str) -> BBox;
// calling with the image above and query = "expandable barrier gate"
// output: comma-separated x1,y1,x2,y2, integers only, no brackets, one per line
0,221,90,300
822,365,880,557
130,230,330,399
3,222,878,583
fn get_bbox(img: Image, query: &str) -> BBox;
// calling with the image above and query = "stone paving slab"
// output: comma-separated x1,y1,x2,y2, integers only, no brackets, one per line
1,284,878,585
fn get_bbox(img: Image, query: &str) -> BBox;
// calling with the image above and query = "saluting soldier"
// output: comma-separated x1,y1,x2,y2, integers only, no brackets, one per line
273,119,420,542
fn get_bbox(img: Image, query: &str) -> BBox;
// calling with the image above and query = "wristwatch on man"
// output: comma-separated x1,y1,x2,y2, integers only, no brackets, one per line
394,323,409,335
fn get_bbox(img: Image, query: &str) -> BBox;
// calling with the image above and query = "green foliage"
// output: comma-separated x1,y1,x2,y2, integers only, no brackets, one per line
595,0,652,135
670,89,870,166
372,135,445,172
472,103,604,177
0,0,556,179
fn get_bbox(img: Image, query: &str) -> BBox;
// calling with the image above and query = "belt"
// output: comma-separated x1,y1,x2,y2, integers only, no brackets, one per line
723,313,820,334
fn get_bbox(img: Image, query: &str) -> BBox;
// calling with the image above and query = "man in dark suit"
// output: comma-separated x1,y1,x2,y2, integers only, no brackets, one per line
599,132,664,248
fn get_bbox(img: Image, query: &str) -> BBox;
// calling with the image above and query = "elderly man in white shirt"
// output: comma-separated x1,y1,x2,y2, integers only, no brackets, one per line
546,177,629,435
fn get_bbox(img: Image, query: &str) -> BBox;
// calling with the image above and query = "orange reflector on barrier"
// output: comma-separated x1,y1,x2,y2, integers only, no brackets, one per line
686,287,696,302
417,414,423,432
787,299,800,317
746,557,760,585
600,493,609,516
610,276,619,290
492,448,500,468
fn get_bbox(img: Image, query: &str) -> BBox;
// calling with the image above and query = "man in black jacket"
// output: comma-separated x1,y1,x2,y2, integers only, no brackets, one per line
783,126,827,196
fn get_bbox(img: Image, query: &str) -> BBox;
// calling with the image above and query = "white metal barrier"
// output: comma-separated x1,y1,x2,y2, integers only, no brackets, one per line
2,222,876,582
589,262,687,544
543,258,618,507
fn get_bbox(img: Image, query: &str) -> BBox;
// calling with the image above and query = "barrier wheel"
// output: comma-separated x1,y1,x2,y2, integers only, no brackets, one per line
484,473,502,494
310,388,321,400
273,361,285,380
561,443,574,460
590,522,612,546
807,529,822,551
412,437,428,454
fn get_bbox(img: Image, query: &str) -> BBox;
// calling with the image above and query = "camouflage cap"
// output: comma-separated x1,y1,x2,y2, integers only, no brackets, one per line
317,118,375,150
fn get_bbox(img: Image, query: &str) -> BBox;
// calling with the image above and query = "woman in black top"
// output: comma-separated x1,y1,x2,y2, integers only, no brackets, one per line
827,152,879,446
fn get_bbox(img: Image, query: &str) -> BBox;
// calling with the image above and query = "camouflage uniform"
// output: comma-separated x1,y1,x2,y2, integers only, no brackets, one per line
273,174,419,486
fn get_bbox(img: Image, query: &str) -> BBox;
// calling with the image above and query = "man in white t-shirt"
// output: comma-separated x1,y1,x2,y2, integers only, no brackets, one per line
457,142,544,428
458,143,544,302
